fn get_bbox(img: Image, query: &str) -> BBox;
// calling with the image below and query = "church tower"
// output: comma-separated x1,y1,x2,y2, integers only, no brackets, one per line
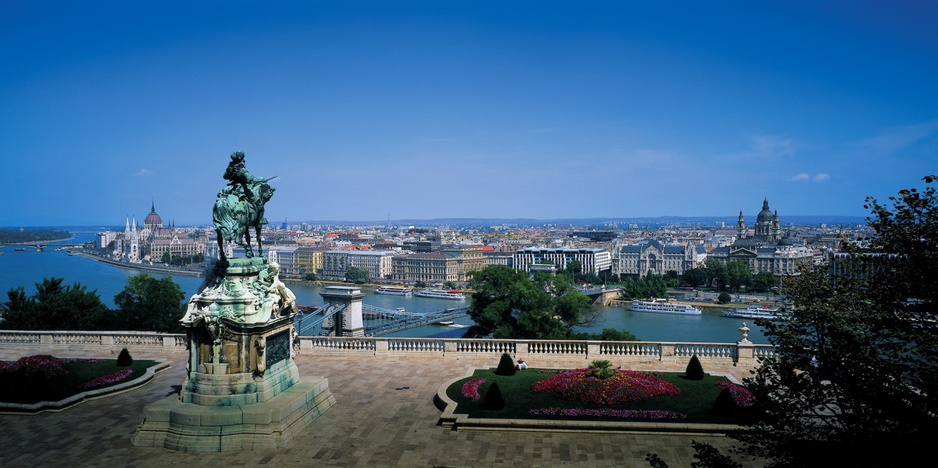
737,210,746,239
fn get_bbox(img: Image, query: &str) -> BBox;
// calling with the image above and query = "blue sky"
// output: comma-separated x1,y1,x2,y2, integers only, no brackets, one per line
2,1,936,226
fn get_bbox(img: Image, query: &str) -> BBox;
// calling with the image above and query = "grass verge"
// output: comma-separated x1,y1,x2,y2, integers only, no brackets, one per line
0,358,157,404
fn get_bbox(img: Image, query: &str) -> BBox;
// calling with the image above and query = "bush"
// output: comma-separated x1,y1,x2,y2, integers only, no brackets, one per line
481,382,505,411
587,359,615,379
685,355,705,380
712,387,737,414
495,352,517,376
717,292,732,304
116,348,133,367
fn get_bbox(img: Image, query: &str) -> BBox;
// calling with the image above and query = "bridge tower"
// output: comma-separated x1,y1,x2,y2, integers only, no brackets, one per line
320,286,365,337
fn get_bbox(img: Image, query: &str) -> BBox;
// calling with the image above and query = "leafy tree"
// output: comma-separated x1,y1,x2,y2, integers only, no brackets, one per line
729,175,938,467
345,267,370,284
113,274,185,332
464,265,594,339
724,260,752,292
704,258,726,290
160,251,171,263
752,271,777,293
570,327,638,341
682,267,707,288
303,272,318,281
717,292,731,304
2,278,108,330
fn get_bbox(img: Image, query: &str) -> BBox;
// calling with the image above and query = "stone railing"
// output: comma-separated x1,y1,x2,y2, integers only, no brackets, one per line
0,331,776,367
0,330,185,355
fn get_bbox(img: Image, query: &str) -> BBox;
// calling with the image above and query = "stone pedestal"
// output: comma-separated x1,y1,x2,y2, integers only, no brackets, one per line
132,376,334,452
133,257,333,452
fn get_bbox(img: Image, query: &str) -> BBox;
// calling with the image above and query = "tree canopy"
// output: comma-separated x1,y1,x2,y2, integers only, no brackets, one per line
1,278,107,330
112,274,186,332
733,175,938,467
2,275,186,333
464,265,595,339
345,267,369,284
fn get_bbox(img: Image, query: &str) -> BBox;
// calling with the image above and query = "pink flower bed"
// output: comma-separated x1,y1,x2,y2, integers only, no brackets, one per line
14,355,69,378
529,407,687,420
461,378,486,401
531,369,680,405
715,381,755,407
78,369,134,390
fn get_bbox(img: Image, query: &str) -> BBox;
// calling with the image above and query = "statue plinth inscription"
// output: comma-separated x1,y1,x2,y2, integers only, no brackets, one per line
133,152,334,452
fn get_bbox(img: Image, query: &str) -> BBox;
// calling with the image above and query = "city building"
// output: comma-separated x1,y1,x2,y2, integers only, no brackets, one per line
615,240,706,278
322,250,397,280
708,198,813,275
512,247,612,275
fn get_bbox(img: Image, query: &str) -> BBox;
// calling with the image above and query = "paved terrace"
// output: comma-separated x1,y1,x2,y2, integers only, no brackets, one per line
0,347,765,467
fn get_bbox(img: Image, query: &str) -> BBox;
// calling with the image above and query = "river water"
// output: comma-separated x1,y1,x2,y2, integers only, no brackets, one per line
0,231,767,343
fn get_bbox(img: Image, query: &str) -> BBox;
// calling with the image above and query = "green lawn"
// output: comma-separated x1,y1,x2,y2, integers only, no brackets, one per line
446,368,745,424
0,358,157,404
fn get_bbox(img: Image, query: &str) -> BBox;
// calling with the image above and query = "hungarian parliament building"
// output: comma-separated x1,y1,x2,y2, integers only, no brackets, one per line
96,203,213,264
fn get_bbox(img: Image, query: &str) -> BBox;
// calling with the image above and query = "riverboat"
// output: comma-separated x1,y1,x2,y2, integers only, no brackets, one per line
723,305,781,319
413,289,466,300
630,299,702,315
374,286,413,296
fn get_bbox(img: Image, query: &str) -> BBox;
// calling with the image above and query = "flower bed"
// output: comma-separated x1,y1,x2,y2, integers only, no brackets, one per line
461,378,486,401
531,369,681,405
78,369,134,389
0,355,156,405
715,380,755,407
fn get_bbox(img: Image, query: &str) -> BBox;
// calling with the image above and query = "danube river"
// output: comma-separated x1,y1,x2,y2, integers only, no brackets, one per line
0,232,767,344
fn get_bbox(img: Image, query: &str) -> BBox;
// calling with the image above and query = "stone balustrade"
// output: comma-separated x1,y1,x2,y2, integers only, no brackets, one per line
0,330,776,367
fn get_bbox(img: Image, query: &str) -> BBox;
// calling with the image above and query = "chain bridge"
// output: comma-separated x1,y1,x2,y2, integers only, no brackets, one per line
295,302,470,337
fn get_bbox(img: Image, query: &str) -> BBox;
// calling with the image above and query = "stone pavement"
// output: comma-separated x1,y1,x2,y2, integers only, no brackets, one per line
0,349,765,467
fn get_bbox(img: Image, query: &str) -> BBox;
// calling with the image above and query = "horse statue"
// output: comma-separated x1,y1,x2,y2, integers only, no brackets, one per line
213,152,276,261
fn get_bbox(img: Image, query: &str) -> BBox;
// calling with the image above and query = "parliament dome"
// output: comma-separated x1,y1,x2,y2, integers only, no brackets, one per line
144,202,162,228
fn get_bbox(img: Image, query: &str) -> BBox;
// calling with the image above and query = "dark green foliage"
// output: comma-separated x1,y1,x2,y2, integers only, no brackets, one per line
495,352,516,376
712,388,736,415
729,175,938,467
618,275,667,300
481,382,505,411
464,265,594,339
685,355,704,380
116,348,133,366
587,360,615,379
570,328,639,341
690,441,742,468
345,267,369,284
0,228,70,244
2,278,108,330
113,274,186,332
645,453,669,468
717,292,731,304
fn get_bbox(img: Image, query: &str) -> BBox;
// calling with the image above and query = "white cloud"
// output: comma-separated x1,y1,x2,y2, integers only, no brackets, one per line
854,120,938,155
134,169,154,176
790,173,830,182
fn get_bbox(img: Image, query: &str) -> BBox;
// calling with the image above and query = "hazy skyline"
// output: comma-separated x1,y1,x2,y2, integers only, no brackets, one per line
2,1,936,226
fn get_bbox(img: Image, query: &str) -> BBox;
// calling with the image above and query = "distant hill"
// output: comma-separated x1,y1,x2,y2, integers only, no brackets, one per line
0,228,72,244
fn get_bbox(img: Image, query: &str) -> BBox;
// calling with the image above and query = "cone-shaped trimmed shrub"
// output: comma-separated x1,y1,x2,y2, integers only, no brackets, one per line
713,387,737,414
685,354,704,380
481,382,505,411
116,348,134,367
495,352,517,376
